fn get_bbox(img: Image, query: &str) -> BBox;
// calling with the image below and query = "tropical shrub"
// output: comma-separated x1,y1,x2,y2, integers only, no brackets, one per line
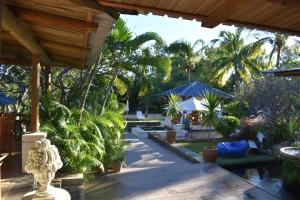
281,160,300,185
223,100,249,118
40,95,126,173
201,92,225,147
165,94,180,127
216,115,240,138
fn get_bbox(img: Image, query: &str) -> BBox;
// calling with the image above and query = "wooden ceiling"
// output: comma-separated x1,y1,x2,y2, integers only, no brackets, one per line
99,0,300,36
0,0,116,69
1,0,300,69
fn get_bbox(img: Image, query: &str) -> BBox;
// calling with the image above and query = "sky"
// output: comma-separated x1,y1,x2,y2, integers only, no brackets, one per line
122,14,258,45
121,14,298,47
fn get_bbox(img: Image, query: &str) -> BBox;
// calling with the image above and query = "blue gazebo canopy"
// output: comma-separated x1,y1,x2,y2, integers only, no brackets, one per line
158,81,232,98
0,93,17,105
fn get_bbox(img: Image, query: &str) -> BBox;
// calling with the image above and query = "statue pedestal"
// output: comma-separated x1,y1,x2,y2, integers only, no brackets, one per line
22,187,70,200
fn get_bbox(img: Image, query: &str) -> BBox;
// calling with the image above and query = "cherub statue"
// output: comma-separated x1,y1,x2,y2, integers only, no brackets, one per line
25,139,63,197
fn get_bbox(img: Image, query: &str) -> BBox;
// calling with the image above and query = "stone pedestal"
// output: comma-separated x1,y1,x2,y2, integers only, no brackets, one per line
22,187,70,200
22,132,47,173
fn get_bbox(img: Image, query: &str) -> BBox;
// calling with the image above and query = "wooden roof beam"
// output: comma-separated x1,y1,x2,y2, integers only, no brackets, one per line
0,57,31,66
14,7,98,33
2,4,52,66
201,0,248,28
267,0,300,7
98,1,206,21
70,0,119,20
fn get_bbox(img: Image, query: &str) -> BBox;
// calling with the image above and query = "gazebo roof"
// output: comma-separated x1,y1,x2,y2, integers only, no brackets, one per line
158,81,232,98
100,0,300,36
1,0,119,69
263,67,300,76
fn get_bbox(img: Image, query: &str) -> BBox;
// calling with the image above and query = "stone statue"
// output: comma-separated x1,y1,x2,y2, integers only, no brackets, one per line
22,139,70,200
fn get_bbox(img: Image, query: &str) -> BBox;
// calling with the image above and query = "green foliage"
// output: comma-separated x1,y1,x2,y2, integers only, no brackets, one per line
281,160,300,184
216,116,240,138
201,92,225,147
165,94,180,126
211,28,268,87
292,142,300,147
223,100,249,117
40,95,126,173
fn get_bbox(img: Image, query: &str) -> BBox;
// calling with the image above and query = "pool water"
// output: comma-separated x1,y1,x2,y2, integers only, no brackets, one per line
224,164,300,200
140,126,167,131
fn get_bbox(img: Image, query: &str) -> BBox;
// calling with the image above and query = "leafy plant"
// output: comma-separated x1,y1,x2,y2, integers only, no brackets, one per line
216,115,240,138
281,160,300,185
40,95,126,173
201,92,225,148
165,94,181,128
223,100,249,118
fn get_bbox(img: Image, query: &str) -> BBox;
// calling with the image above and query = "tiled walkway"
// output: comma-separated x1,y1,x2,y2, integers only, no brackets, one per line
85,134,280,200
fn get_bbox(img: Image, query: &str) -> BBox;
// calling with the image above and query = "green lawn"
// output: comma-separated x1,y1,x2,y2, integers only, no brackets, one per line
181,141,277,166
180,141,218,154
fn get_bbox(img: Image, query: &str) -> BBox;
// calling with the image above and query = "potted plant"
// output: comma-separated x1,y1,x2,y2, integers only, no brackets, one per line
111,139,125,173
201,91,225,162
165,94,181,144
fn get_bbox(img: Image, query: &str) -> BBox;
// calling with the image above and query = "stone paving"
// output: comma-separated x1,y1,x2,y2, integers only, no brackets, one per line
85,133,280,200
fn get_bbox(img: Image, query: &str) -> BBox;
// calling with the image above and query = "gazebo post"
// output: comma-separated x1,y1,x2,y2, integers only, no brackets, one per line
30,54,40,132
0,0,3,56
44,65,51,93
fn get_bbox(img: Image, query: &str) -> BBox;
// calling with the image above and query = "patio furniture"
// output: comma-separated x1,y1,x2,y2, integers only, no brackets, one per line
136,111,145,120
217,140,248,158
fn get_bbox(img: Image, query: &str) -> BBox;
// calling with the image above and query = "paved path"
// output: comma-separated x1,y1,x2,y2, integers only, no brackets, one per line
85,134,280,200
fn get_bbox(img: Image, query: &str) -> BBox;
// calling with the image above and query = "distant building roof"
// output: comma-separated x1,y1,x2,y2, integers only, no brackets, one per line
0,93,17,105
158,81,232,98
263,67,300,77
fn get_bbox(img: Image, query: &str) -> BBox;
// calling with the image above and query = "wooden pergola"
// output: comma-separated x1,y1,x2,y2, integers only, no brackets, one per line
263,67,300,76
1,0,300,134
0,0,119,132
99,0,300,36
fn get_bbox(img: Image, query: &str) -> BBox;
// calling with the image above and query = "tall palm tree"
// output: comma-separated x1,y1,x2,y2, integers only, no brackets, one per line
99,19,171,114
211,28,266,86
166,39,205,82
265,33,289,68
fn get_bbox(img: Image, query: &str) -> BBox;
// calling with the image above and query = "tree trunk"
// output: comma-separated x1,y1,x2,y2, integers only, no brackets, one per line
145,103,148,117
100,66,119,115
188,67,191,82
79,52,102,115
276,46,281,68
234,64,239,85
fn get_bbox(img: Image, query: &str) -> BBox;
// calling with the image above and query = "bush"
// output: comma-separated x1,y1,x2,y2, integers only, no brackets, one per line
223,100,249,118
281,160,300,185
216,115,240,138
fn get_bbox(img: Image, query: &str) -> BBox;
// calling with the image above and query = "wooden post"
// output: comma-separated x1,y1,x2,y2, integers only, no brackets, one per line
0,0,3,57
44,66,51,93
30,54,40,132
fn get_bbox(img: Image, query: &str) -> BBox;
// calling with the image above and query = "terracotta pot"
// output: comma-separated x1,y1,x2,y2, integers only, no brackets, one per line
167,130,176,144
112,161,122,173
203,147,217,163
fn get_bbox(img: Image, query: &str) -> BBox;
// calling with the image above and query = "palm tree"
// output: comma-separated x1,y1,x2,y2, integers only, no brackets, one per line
166,39,205,82
99,19,171,115
165,94,181,129
212,28,266,87
265,33,289,68
201,92,224,148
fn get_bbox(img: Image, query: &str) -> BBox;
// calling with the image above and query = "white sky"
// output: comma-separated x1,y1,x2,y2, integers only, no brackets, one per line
121,14,299,48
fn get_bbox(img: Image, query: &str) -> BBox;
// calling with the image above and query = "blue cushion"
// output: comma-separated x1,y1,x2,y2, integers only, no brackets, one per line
217,140,248,158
